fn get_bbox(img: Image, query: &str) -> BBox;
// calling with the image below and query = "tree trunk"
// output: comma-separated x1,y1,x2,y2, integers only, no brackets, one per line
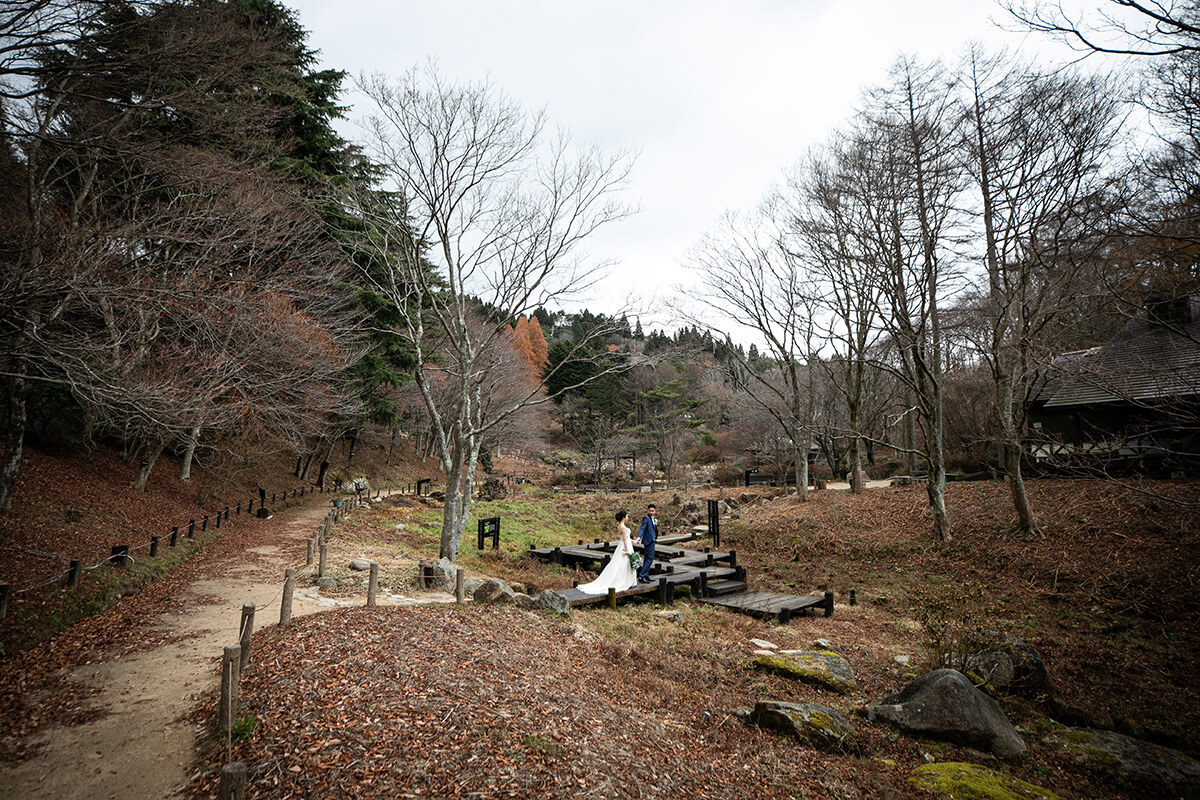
132,441,164,491
0,370,28,512
927,462,951,542
792,428,809,502
180,424,200,482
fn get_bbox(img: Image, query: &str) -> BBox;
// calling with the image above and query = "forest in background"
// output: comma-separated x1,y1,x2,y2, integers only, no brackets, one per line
2,0,1198,560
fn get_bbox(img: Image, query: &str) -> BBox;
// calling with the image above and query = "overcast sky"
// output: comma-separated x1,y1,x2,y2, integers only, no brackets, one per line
288,0,1089,328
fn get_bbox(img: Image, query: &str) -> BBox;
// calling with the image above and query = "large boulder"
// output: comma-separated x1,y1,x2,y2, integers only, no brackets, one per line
1043,725,1200,798
908,763,1062,800
539,589,571,617
349,558,374,571
513,593,541,610
961,634,1047,694
463,577,488,597
752,651,857,694
428,557,458,593
750,701,854,750
472,578,516,604
866,669,1026,757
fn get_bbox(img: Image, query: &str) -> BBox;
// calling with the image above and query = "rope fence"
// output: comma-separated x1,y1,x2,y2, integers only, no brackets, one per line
0,479,426,619
205,483,460,799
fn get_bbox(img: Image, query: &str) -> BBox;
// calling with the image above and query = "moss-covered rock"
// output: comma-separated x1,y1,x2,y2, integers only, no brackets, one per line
751,651,857,693
750,701,854,749
908,762,1063,800
1043,726,1200,798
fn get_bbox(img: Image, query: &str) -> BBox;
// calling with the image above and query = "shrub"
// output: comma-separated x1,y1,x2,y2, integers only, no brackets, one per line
712,465,743,486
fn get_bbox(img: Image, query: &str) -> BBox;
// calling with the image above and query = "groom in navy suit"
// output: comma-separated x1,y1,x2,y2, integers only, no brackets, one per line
636,504,657,583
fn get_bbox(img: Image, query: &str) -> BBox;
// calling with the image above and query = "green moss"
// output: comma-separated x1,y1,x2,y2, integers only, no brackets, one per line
909,762,1063,800
751,653,857,693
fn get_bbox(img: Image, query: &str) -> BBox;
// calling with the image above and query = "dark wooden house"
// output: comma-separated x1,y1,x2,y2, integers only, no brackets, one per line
1027,294,1200,476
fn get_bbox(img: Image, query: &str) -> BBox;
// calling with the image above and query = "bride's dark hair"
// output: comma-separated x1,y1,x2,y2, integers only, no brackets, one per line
615,510,628,522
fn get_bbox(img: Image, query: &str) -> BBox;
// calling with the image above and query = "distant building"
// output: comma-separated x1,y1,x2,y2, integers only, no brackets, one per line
1027,293,1200,477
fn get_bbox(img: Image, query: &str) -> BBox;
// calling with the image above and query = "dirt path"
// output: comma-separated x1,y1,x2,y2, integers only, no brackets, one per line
0,498,446,799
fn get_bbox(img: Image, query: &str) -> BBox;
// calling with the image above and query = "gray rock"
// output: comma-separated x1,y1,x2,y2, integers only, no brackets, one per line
463,577,487,597
957,633,1047,694
866,669,1026,757
513,592,541,610
750,638,778,650
752,651,857,694
539,589,571,616
349,558,373,571
655,610,684,622
316,577,338,590
1043,726,1200,798
473,578,515,604
429,557,458,593
509,581,526,594
813,638,834,650
751,701,854,750
681,500,699,515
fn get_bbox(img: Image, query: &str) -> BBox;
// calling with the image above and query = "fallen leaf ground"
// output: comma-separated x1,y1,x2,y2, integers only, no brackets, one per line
2,444,1198,799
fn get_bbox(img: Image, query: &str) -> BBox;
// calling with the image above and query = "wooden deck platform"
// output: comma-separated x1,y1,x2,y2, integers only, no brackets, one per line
530,533,834,622
700,590,833,621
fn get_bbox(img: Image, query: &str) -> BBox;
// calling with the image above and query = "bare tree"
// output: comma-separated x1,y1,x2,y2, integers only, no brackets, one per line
1005,0,1200,55
853,56,965,541
355,64,633,561
683,210,821,500
779,138,887,492
959,49,1127,533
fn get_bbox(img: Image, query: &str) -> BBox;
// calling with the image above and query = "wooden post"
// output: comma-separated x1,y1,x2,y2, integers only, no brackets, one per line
188,519,195,539
849,589,857,606
224,507,230,522
280,569,295,624
218,644,240,732
306,537,315,567
367,562,379,606
272,492,276,504
699,571,709,598
238,603,255,671
238,501,244,516
0,584,8,618
607,587,617,610
823,591,834,617
728,549,737,569
67,560,81,587
219,761,247,800
202,515,209,532
111,545,130,567
657,577,669,604
170,526,178,547
455,568,465,603
150,536,159,557
318,543,328,577
215,511,222,529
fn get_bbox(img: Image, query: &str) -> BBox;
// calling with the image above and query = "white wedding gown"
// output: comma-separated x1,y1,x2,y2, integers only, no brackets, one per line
576,522,639,594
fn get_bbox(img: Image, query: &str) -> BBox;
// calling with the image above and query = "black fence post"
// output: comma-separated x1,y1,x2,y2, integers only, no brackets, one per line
188,519,195,539
202,515,209,532
170,526,178,547
0,584,8,618
238,501,244,516
67,560,81,587
111,545,130,567
150,535,159,557
215,512,222,529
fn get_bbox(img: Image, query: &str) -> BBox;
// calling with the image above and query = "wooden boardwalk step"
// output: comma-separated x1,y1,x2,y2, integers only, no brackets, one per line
704,579,747,596
700,590,833,622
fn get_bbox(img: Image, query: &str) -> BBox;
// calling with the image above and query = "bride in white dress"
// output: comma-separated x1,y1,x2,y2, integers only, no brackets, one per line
577,510,640,594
